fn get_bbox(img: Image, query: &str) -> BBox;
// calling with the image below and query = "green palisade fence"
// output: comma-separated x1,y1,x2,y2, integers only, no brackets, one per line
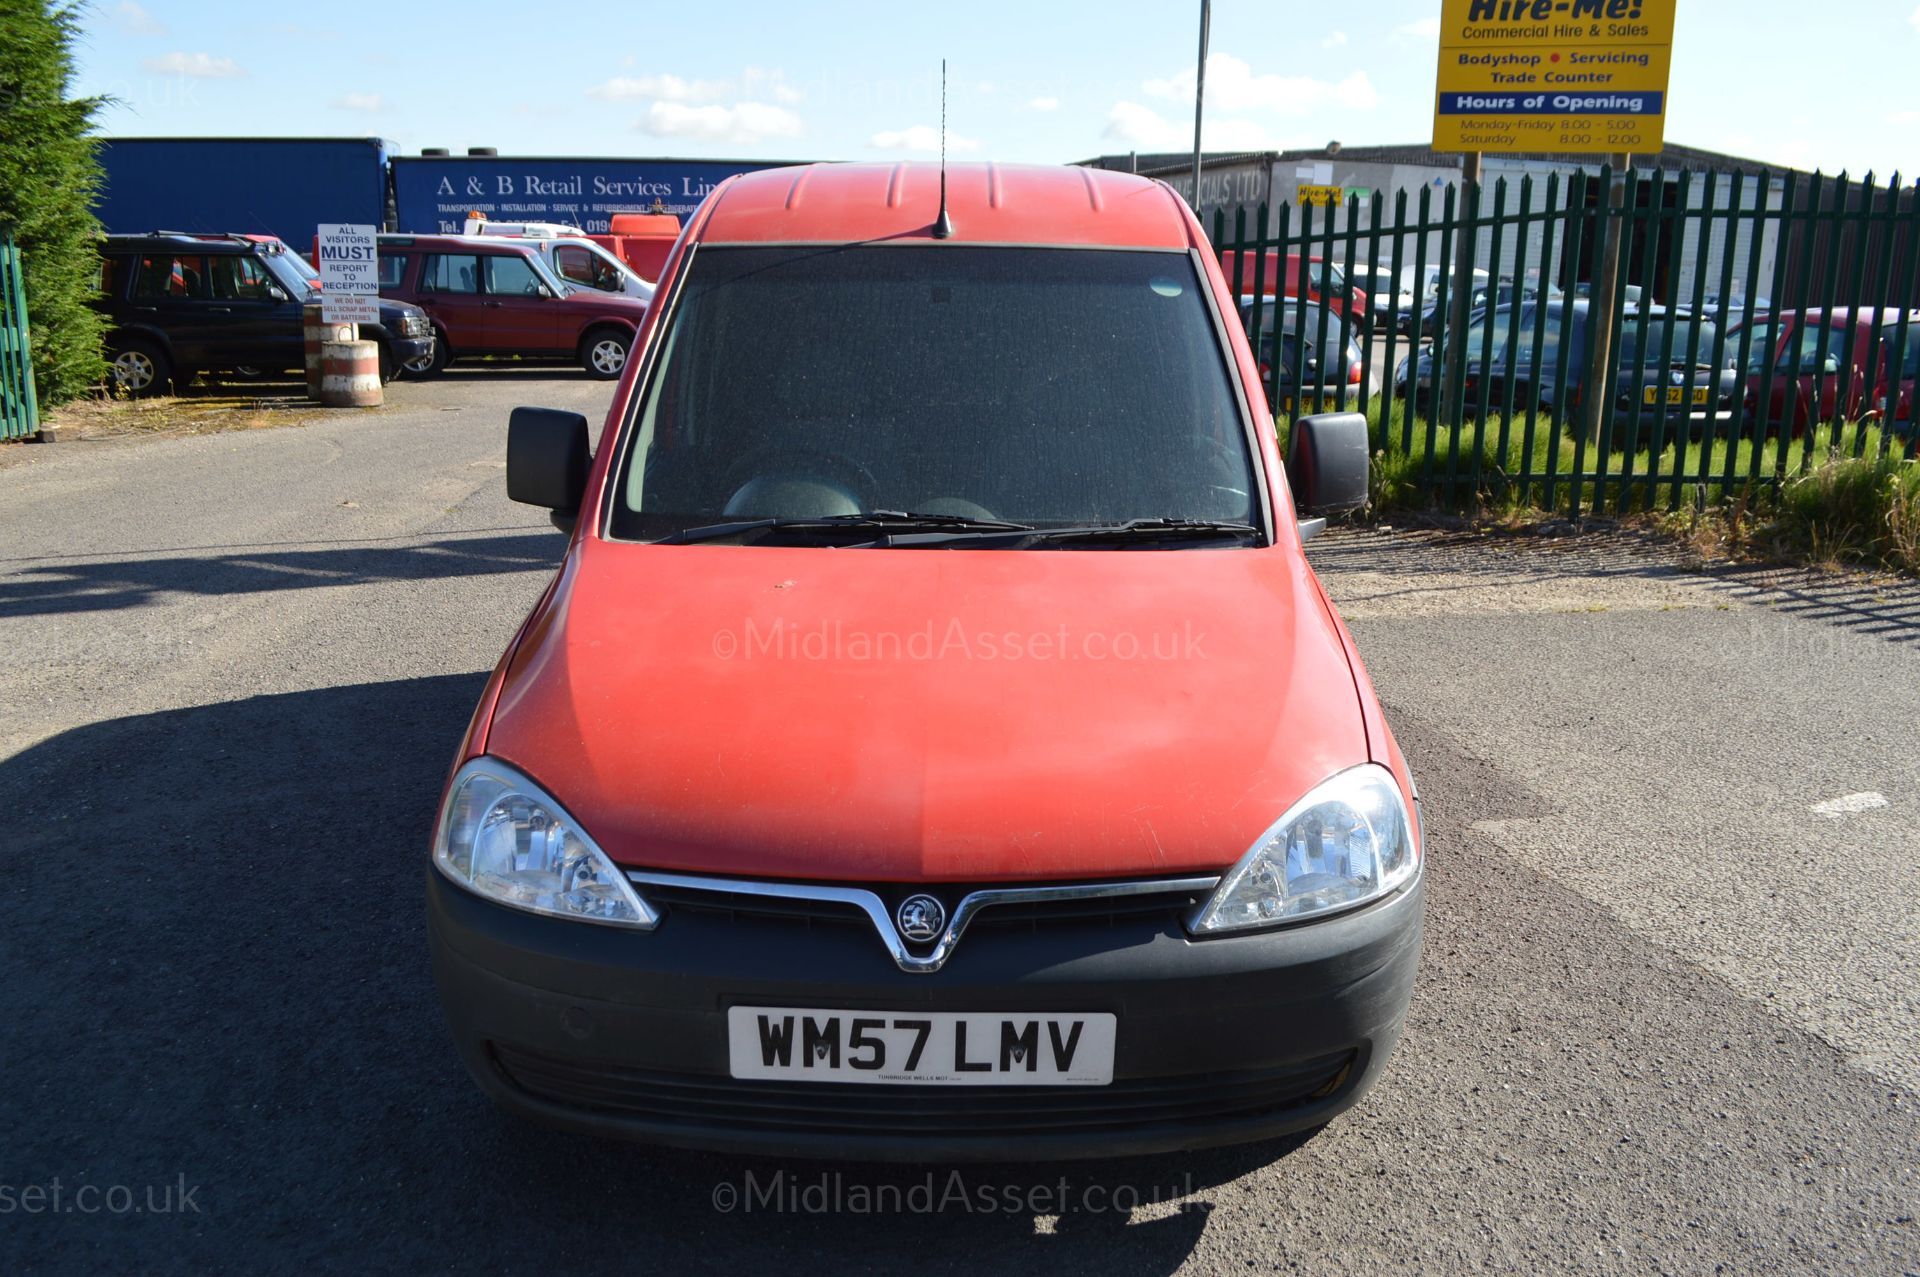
0,232,39,441
1212,167,1920,516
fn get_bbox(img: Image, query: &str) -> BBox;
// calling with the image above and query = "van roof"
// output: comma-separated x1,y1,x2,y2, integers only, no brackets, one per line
698,162,1199,251
376,233,537,253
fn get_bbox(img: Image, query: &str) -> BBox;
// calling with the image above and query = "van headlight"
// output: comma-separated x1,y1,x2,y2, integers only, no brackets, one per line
1189,765,1419,933
433,758,657,928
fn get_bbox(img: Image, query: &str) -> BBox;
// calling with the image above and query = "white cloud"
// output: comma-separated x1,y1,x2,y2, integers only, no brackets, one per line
640,101,802,145
1322,30,1348,48
590,74,729,103
1890,109,1920,126
1144,54,1378,116
869,126,981,153
1104,101,1187,149
1911,3,1920,31
142,51,244,78
115,1,166,36
742,67,804,104
1395,16,1442,39
1102,101,1281,151
1028,96,1060,111
590,68,800,105
332,92,385,113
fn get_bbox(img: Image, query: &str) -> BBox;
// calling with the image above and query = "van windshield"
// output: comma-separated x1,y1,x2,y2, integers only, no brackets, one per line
611,246,1258,543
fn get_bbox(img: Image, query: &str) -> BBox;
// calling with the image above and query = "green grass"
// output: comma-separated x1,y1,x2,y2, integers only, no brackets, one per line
1277,398,1920,575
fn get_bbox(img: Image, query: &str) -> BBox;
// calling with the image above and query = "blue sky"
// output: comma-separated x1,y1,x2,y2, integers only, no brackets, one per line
70,0,1920,178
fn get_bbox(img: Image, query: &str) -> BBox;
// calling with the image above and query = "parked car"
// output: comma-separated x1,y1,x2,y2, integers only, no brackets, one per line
1217,250,1374,334
1722,308,1920,436
427,161,1423,1161
1240,298,1370,415
1567,281,1646,310
1351,263,1410,314
462,220,656,301
373,234,650,378
1405,278,1563,342
1872,316,1920,438
1396,300,1739,448
1698,293,1770,322
94,232,434,396
1393,263,1489,334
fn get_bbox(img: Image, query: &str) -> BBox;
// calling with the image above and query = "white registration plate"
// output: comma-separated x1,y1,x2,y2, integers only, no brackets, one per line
726,1006,1116,1086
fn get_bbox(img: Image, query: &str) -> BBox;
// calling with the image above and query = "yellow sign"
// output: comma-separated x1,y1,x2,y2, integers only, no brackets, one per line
1297,185,1373,207
1431,0,1676,154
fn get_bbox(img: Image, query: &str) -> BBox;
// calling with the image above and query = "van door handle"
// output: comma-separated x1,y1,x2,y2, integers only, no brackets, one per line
206,306,233,314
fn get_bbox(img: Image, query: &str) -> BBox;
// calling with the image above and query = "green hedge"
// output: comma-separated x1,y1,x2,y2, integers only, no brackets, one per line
0,0,107,409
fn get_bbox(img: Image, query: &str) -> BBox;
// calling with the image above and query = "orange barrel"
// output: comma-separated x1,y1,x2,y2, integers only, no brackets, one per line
303,303,355,400
318,340,382,407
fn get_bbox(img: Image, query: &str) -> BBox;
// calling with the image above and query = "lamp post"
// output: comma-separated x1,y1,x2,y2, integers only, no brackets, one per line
1190,0,1210,213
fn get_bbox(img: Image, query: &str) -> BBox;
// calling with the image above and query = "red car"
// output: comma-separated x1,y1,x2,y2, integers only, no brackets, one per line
1727,307,1920,435
374,234,649,379
1217,250,1374,334
1865,316,1920,443
426,161,1423,1160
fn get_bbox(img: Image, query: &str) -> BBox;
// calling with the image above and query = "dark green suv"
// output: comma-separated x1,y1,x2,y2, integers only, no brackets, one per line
94,232,434,395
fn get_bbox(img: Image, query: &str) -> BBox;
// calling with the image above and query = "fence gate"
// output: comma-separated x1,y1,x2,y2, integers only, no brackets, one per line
0,231,39,441
1213,167,1920,517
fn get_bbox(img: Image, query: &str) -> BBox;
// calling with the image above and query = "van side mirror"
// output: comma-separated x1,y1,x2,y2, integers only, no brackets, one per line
1288,411,1370,520
507,406,590,532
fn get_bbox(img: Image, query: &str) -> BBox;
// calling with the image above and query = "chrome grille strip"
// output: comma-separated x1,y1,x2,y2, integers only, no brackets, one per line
624,870,1220,974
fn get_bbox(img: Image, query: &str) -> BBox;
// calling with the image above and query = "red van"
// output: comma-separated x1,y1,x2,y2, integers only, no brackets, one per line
600,213,682,282
374,234,649,379
426,162,1422,1160
1217,250,1374,335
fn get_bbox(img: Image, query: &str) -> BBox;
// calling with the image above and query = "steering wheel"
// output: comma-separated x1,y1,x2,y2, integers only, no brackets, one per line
719,445,879,510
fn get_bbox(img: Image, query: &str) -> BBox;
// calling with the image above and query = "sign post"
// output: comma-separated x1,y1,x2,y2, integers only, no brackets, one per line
1430,0,1676,442
1441,151,1485,429
316,224,379,330
1431,0,1675,157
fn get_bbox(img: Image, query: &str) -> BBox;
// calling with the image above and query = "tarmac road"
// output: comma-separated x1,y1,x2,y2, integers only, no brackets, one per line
0,372,1913,1275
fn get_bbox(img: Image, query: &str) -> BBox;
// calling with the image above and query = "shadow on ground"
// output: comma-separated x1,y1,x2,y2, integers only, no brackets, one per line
0,532,562,619
0,676,1297,1273
1311,524,1920,646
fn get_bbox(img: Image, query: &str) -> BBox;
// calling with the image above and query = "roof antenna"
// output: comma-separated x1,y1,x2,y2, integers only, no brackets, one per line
932,58,954,238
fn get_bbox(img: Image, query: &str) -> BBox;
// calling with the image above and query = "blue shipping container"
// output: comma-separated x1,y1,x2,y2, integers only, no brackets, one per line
95,137,392,248
390,156,797,235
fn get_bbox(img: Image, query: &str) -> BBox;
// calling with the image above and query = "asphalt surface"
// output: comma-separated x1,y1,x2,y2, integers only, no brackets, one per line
1,372,1915,1275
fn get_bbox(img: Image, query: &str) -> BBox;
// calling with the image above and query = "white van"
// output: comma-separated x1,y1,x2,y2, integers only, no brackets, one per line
462,221,655,302
1401,262,1489,306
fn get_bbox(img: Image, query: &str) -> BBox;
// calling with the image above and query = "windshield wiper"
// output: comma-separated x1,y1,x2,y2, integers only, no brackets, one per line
1017,518,1259,547
657,510,1034,545
869,517,1261,550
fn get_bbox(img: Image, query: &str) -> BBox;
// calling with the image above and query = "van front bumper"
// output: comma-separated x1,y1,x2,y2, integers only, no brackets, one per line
426,868,1424,1162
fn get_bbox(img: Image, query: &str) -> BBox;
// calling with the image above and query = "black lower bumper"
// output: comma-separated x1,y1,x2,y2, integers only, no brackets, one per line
426,868,1425,1161
386,333,434,366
